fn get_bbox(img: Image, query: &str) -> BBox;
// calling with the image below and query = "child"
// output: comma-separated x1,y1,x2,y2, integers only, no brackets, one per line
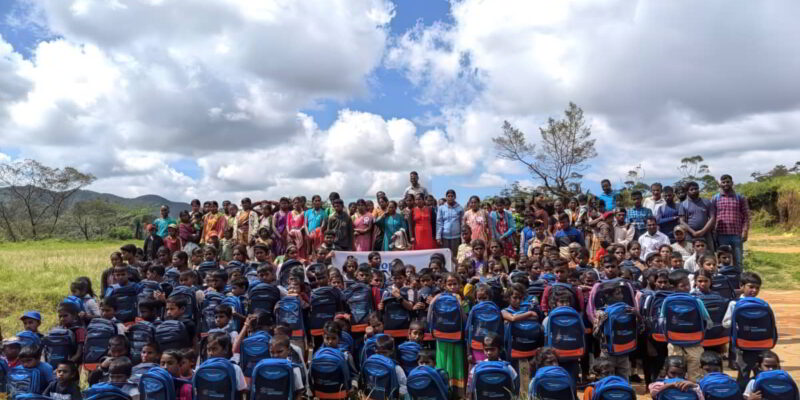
742,350,785,399
371,335,408,398
71,277,101,320
662,270,713,382
107,357,139,398
647,356,703,398
457,225,474,263
269,334,307,400
470,239,487,276
164,296,197,348
56,303,86,364
365,312,384,339
15,345,55,394
467,333,517,391
99,300,127,334
683,238,709,273
214,304,237,343
502,283,537,389
88,335,129,385
690,269,714,295
581,355,614,400
220,227,235,262
20,311,44,339
43,361,82,400
543,293,581,384
592,287,636,381
429,273,468,398
321,322,358,389
722,271,769,391
160,350,194,400
3,337,22,367
408,319,426,345
699,350,724,374
179,348,196,379
205,334,248,395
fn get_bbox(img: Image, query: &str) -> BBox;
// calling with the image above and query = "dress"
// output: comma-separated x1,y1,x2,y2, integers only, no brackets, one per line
287,210,306,258
272,210,289,256
412,207,435,250
353,212,374,252
201,212,227,244
492,211,516,258
305,208,329,253
435,297,469,396
464,209,490,243
378,214,408,251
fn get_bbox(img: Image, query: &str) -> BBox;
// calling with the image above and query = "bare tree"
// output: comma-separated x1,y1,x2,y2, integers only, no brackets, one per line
493,103,597,198
0,159,95,239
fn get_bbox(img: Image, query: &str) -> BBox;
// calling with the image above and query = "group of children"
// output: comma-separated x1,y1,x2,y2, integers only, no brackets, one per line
0,221,796,400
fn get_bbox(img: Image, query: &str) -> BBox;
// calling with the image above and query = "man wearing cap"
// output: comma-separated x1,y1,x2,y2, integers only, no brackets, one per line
20,311,44,339
153,205,177,238
671,226,693,261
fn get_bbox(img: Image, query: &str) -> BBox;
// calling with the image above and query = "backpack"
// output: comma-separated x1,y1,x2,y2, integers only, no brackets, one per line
732,297,777,350
278,260,303,288
155,320,190,351
466,301,504,352
383,292,411,338
587,278,636,322
138,280,165,316
0,358,8,393
710,274,736,301
528,365,576,400
360,334,388,369
656,378,700,400
61,295,84,314
200,291,226,334
168,286,198,321
539,273,556,284
696,372,742,400
138,366,178,400
193,357,238,400
527,280,546,303
603,303,638,356
164,268,180,286
84,318,117,365
429,293,463,342
130,362,158,386
470,361,519,400
485,278,507,309
221,296,244,331
250,359,297,400
544,306,585,360
310,287,342,337
13,395,52,400
8,366,41,398
544,282,581,313
397,341,421,374
696,294,730,347
718,266,741,289
642,291,674,342
407,366,449,400
84,382,132,400
241,331,272,378
108,283,139,323
339,331,354,354
127,321,156,365
362,354,399,400
504,307,543,359
591,375,635,400
196,261,219,281
15,331,42,350
310,347,351,399
663,293,705,346
275,296,305,339
225,261,245,277
753,369,799,400
343,283,375,334
247,282,281,316
43,327,77,368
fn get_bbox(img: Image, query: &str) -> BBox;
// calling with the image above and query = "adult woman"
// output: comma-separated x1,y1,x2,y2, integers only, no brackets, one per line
271,197,290,256
202,201,228,244
286,197,307,259
409,193,435,250
178,210,200,255
463,195,490,243
489,199,515,258
352,199,375,252
375,201,408,251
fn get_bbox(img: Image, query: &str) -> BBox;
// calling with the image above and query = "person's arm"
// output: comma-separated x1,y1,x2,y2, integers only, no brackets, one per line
436,207,444,242
501,212,515,239
741,195,750,242
722,300,735,329
408,210,416,242
70,343,83,363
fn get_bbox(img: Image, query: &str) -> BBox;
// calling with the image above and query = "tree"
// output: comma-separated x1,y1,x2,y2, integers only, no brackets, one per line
0,159,95,240
71,199,124,240
624,164,650,192
751,162,799,182
493,103,597,198
675,155,718,194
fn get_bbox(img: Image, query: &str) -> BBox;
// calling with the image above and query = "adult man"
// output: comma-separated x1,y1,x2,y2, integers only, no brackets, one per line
643,182,666,215
655,186,680,241
597,179,619,211
638,217,670,261
678,181,716,251
612,208,635,247
436,189,464,261
404,171,429,199
233,197,259,244
152,205,177,238
711,174,749,268
625,191,653,239
327,199,353,251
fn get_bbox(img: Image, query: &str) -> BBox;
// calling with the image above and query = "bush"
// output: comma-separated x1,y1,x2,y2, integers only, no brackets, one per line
108,226,134,240
750,209,776,229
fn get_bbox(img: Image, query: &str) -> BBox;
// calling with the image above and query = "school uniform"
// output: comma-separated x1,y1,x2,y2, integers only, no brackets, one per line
592,309,632,381
659,295,713,382
722,295,772,390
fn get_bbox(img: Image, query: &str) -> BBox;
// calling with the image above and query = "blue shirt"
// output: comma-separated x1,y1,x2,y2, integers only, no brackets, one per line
436,202,464,240
597,190,619,211
520,226,535,256
554,227,585,248
152,217,177,238
625,206,653,234
656,202,680,240
304,208,329,232
678,197,714,232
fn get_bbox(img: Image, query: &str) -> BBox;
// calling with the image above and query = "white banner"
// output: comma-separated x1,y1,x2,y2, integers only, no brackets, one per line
331,248,453,276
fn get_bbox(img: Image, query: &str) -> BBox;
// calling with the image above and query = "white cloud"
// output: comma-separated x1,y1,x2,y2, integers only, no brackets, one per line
461,173,508,188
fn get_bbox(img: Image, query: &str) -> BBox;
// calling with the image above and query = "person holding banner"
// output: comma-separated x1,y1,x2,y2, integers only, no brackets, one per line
352,199,375,252
375,200,409,251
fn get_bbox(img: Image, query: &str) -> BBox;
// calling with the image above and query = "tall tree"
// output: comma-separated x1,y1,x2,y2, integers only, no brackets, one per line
493,102,597,198
0,159,95,239
675,155,718,194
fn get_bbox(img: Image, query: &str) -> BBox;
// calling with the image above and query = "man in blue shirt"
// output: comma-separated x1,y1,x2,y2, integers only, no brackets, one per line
655,186,680,241
597,179,619,211
554,213,584,250
625,190,653,239
436,189,464,262
152,205,177,238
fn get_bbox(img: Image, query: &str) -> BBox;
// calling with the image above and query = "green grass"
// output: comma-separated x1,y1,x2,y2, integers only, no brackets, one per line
0,239,128,337
744,250,800,289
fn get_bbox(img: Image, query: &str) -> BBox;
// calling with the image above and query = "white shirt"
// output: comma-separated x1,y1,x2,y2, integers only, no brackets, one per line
638,230,670,261
396,365,408,396
231,362,248,391
643,197,666,216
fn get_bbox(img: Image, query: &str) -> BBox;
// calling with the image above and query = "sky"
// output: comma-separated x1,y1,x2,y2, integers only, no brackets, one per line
1,0,799,203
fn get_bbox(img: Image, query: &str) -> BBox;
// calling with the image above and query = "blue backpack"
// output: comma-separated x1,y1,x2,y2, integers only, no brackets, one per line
362,354,399,400
250,359,297,400
138,280,163,311
84,382,132,400
642,291,673,342
43,327,77,369
360,334,388,368
194,357,238,400
164,268,180,286
310,347,351,399
16,331,42,350
0,358,8,393
138,366,179,400
383,294,411,338
168,286,198,321
310,287,342,337
155,320,189,352
429,293,463,342
753,370,799,400
397,341,421,374
225,261,245,277
528,365,576,400
127,321,156,365
196,261,220,281
657,378,700,400
241,331,272,378
696,294,730,348
504,306,543,359
603,303,637,356
8,366,41,398
200,291,226,334
718,266,741,289
108,283,139,323
247,282,281,315
544,306,585,360
466,301,504,352
591,375,635,400
470,361,519,400
711,274,736,301
61,295,84,314
407,366,449,400
343,283,374,334
732,297,777,350
697,372,742,400
84,318,117,364
275,297,305,339
13,395,52,400
221,296,244,331
662,293,705,346
338,331,354,354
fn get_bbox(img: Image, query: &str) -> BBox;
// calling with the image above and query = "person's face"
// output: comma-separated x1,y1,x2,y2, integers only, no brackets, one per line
215,312,230,328
630,245,641,257
323,333,339,348
676,188,687,200
743,282,761,297
554,200,564,212
206,341,226,359
192,202,200,212
510,291,523,308
415,195,425,208
554,268,567,282
659,246,671,260
446,192,455,205
720,177,733,191
605,264,619,279
331,276,344,289
694,241,706,253
258,269,275,283
490,243,501,256
483,344,500,360
378,197,388,209
270,343,290,359
702,259,716,271
356,270,368,282
695,275,711,292
387,202,397,214
4,344,20,360
651,256,664,269
161,354,181,376
492,263,505,276
141,345,159,363
676,278,691,293
357,202,366,214
397,200,406,211
101,305,115,319
664,191,674,203
583,273,597,287
656,276,669,290
651,185,662,199
670,257,682,269
719,253,732,265
165,302,183,319
468,197,478,210
646,219,658,234
211,203,219,213
761,356,780,372
139,306,155,321
58,310,74,327
287,247,298,259
370,320,384,333
160,206,169,218
369,254,381,267
420,276,433,288
410,172,419,185
674,229,685,242
613,247,625,261
56,364,74,382
231,285,246,296
419,357,435,367
633,194,642,207
114,268,129,284
370,274,383,287
446,277,459,293
601,181,611,193
687,185,700,199
473,245,485,258
20,356,37,369
568,199,577,210
615,211,626,224
158,250,170,264
109,339,127,357
666,366,684,379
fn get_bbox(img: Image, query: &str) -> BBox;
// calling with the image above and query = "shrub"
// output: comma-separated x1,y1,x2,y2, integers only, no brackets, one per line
108,226,134,240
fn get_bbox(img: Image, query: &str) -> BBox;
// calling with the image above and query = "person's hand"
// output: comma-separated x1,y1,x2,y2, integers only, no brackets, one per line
377,301,384,311
413,302,425,310
467,354,474,365
154,291,166,301
365,326,374,337
437,240,443,248
101,357,114,369
392,286,402,299
675,381,694,392
748,390,762,400
742,230,748,242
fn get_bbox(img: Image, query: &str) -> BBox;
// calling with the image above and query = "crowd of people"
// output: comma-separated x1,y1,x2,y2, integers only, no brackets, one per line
1,171,794,400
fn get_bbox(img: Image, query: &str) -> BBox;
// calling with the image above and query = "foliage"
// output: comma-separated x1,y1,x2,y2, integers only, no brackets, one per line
744,249,800,290
674,155,718,194
109,226,134,240
493,103,597,198
751,161,800,182
0,159,95,240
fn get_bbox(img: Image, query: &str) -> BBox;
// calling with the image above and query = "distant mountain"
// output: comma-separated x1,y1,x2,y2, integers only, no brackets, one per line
0,187,191,214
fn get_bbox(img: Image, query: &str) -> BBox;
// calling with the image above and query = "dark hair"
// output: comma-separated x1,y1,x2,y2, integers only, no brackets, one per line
740,271,762,286
419,349,435,363
323,321,341,337
210,270,228,282
163,349,184,363
591,354,614,378
445,189,456,197
391,263,406,278
716,245,733,256
694,269,714,281
271,334,290,351
166,296,188,309
757,350,780,366
214,304,232,318
667,269,690,287
409,319,425,332
109,357,133,377
645,216,658,224
231,277,249,290
700,351,723,369
19,345,41,360
375,335,395,357
73,276,96,298
56,361,80,383
685,181,699,190
631,190,642,198
720,174,732,181
120,244,137,254
149,265,165,278
483,333,502,349
207,333,233,359
663,355,687,376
